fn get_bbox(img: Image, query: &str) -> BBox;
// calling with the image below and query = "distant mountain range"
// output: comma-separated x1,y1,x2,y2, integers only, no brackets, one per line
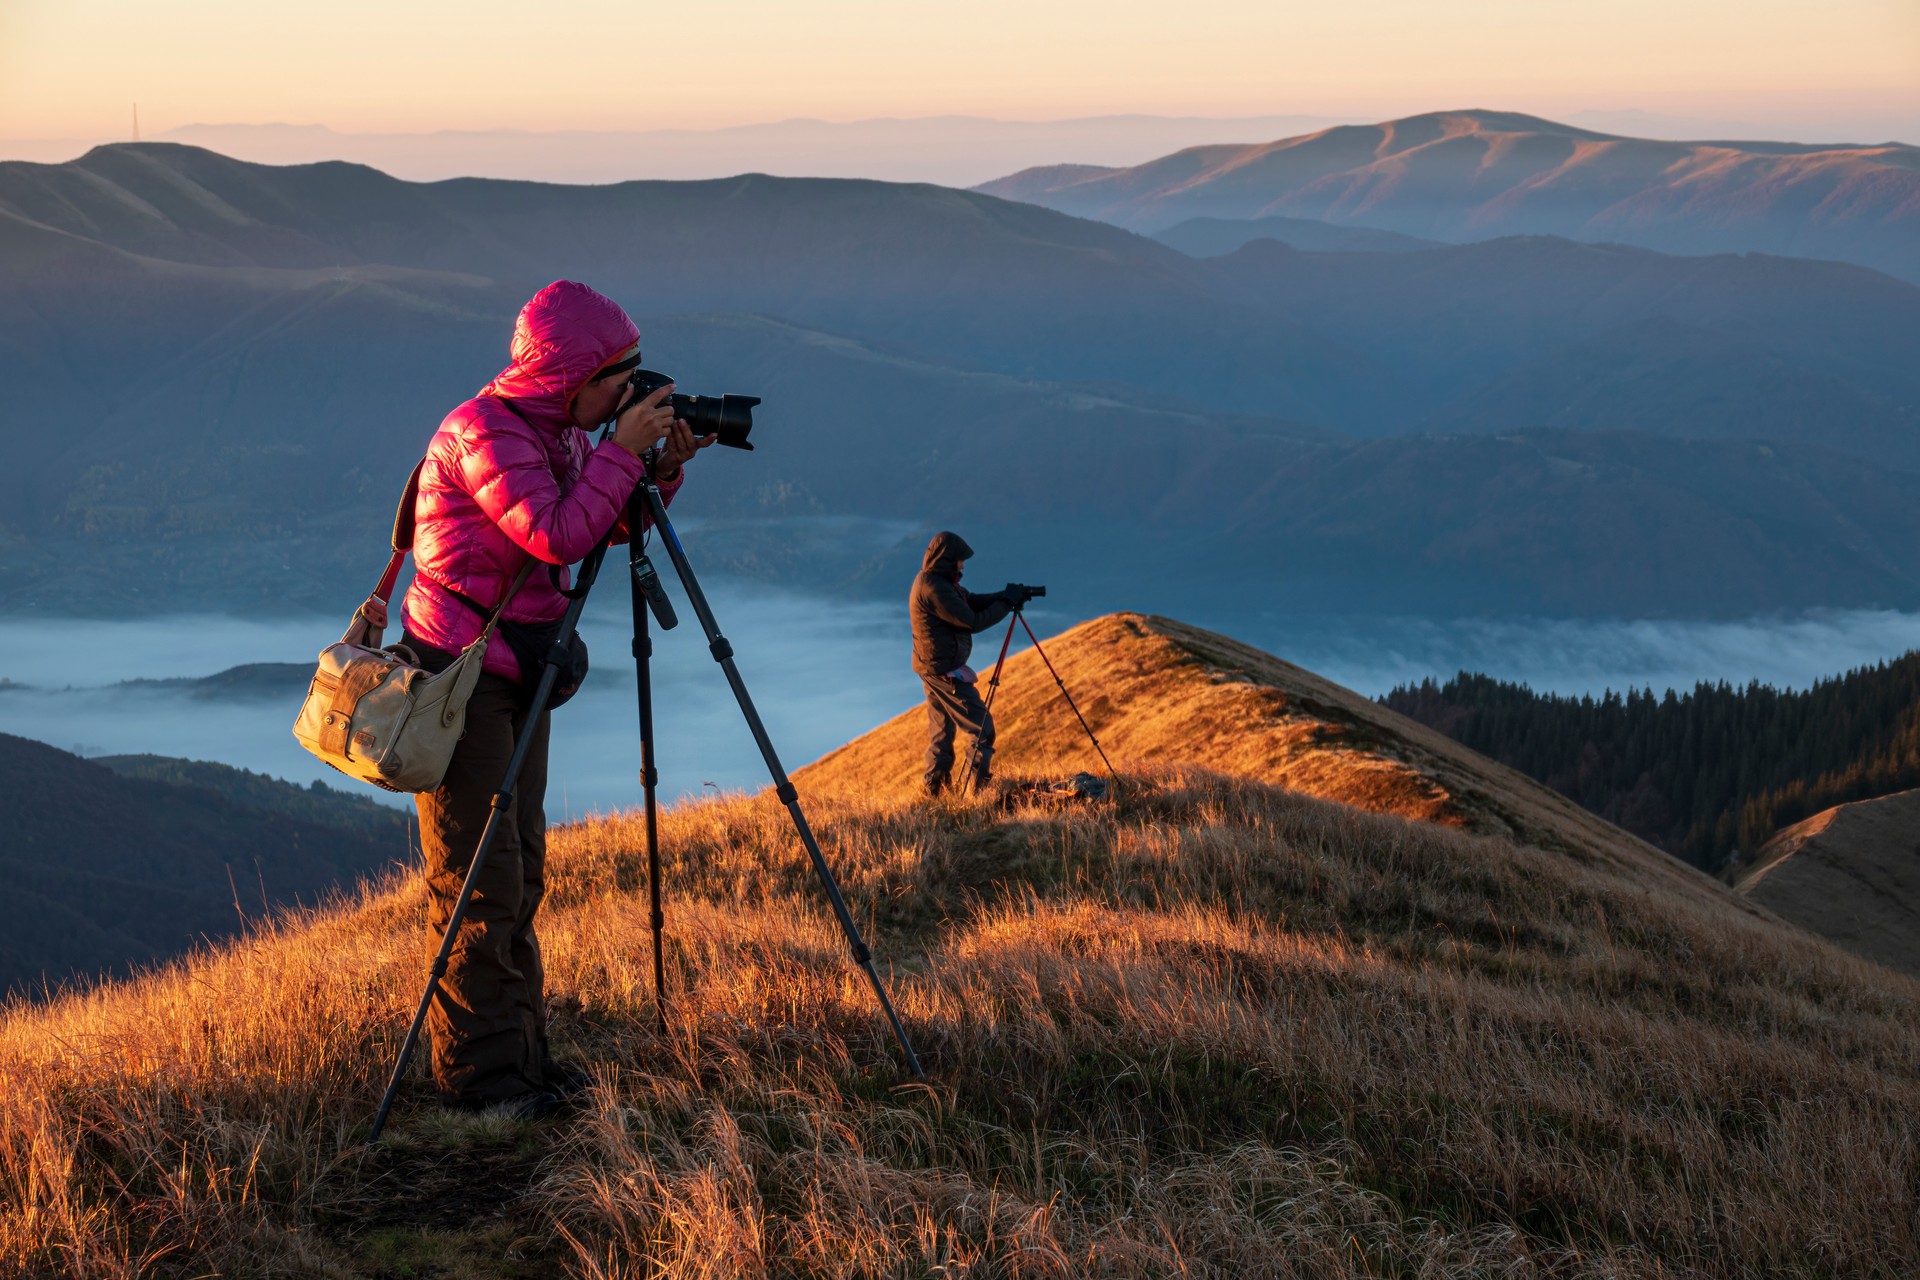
978,110,1920,284
146,114,1351,187
1,131,1917,618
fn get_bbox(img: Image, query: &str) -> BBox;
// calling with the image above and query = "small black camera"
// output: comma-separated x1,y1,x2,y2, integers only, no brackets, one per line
625,368,760,451
1006,583,1047,605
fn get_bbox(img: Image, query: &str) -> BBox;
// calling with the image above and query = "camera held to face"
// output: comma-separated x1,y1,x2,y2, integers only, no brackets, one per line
626,368,760,451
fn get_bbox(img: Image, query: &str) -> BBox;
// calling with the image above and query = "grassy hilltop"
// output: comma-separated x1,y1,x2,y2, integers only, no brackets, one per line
2,615,1916,1277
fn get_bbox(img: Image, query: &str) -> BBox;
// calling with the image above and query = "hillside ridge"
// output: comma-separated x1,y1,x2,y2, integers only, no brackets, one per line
799,612,1737,910
975,108,1920,282
1734,788,1920,978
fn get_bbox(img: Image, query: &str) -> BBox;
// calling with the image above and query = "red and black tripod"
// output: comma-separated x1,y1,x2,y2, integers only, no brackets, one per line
962,603,1118,792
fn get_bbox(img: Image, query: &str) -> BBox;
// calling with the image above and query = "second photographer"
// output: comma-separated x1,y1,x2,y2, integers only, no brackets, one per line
909,531,1040,795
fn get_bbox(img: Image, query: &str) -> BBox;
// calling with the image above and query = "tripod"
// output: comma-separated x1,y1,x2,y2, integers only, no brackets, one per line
962,604,1118,792
369,473,923,1144
629,472,925,1078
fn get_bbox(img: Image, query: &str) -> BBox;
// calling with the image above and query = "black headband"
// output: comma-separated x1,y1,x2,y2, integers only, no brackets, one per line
596,349,643,380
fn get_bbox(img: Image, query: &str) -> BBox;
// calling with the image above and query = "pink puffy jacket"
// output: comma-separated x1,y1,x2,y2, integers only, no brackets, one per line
400,281,682,681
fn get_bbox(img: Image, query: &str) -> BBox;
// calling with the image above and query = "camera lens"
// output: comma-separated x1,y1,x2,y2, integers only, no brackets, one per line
671,393,760,451
623,370,760,451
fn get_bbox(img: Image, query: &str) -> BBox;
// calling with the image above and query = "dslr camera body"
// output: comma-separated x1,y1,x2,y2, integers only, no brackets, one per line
1002,583,1046,607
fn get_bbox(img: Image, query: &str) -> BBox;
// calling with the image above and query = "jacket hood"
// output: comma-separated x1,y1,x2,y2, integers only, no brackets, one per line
923,530,974,573
480,280,641,431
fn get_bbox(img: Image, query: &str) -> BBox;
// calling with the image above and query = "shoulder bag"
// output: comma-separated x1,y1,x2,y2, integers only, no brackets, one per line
291,460,534,793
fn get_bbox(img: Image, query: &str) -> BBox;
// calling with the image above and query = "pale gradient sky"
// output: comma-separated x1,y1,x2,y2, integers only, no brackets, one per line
2,0,1915,142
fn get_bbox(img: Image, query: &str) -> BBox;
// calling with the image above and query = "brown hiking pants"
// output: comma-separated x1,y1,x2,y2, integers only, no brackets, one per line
922,675,994,790
415,674,551,1105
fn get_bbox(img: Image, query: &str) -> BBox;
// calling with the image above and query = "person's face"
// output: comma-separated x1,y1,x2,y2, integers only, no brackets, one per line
571,367,632,428
954,559,965,582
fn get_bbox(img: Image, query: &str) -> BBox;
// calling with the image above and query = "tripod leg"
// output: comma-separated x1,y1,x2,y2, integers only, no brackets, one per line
1017,613,1120,789
627,496,669,1037
960,611,1020,790
368,537,615,1144
637,480,926,1079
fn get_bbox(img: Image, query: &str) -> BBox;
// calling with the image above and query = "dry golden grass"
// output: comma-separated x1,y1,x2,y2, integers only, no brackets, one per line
2,615,1917,1277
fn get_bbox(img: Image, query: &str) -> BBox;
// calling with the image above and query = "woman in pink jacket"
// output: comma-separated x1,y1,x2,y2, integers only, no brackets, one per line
366,280,711,1116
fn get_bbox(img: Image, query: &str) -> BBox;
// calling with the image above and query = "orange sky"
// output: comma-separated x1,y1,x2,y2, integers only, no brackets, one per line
1,0,1915,141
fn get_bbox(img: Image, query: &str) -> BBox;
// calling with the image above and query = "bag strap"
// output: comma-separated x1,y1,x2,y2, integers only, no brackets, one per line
469,561,539,643
371,459,427,605
349,422,540,646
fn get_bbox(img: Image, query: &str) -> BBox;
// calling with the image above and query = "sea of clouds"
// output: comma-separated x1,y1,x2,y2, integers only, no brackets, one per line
5,590,1920,817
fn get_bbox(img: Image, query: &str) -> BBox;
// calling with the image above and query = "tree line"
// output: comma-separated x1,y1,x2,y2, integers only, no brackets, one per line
1381,652,1920,870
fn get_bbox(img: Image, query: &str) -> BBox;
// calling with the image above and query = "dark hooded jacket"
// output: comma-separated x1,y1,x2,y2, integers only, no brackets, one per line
910,531,1013,678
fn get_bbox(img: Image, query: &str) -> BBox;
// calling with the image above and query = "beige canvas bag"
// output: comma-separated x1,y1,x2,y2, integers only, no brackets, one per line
292,461,534,793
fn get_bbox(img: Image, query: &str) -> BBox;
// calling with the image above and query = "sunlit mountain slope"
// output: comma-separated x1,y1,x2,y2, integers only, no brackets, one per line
802,613,1754,904
978,109,1920,282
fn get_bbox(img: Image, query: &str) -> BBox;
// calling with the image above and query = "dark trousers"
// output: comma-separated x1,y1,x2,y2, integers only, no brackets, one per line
415,674,551,1104
922,675,993,789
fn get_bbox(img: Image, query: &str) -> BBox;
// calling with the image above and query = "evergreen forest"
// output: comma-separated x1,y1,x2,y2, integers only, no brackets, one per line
1382,651,1920,869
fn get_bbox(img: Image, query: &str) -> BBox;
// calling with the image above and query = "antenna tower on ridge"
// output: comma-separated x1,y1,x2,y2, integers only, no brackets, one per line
132,104,140,142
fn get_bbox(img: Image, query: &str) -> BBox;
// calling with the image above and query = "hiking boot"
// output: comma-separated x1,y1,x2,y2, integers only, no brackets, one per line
444,1089,565,1121
923,774,950,798
488,1090,565,1121
540,1056,595,1098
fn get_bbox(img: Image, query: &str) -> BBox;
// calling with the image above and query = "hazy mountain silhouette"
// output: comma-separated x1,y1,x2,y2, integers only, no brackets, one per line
1153,215,1438,257
978,110,1920,283
150,114,1349,187
3,141,1919,618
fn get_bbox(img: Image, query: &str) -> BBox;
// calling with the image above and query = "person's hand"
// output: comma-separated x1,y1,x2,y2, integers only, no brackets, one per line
653,418,718,480
359,595,390,629
611,382,677,459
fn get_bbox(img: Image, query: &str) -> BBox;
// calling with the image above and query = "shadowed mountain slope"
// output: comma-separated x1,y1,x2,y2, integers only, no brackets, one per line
6,143,1920,620
1733,789,1920,979
1205,236,1920,450
1,617,1915,1275
0,734,408,994
977,109,1920,282
0,143,1376,426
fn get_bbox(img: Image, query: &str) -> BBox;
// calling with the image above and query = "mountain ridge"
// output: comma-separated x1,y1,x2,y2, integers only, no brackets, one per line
976,109,1920,283
5,141,1920,619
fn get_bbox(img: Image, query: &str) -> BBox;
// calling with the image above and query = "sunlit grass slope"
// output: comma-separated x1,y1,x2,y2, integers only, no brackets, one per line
803,614,1722,897
3,617,1917,1277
